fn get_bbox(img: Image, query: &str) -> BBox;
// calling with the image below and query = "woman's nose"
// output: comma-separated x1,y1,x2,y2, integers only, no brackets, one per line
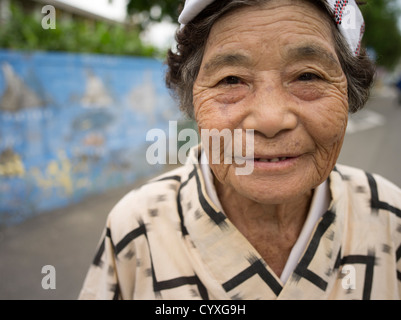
241,85,298,138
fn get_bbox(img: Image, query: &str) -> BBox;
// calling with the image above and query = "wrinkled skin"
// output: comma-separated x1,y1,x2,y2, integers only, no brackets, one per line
193,0,348,277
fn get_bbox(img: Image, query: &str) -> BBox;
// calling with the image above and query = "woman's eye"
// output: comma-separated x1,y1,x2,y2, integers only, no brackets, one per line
220,76,242,85
298,73,320,81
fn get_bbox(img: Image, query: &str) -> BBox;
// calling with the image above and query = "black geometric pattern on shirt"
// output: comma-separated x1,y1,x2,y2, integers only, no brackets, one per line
366,172,401,218
114,222,147,255
93,227,116,267
109,283,120,300
192,164,227,227
151,176,181,194
176,166,227,237
147,173,189,235
332,166,344,179
333,248,342,270
396,244,401,281
194,208,202,220
149,208,159,217
147,173,188,236
91,227,121,298
340,253,376,300
176,170,194,236
92,237,105,268
355,185,367,194
156,194,167,202
382,244,392,255
222,254,282,296
152,175,182,183
293,210,336,291
335,246,377,299
112,220,209,299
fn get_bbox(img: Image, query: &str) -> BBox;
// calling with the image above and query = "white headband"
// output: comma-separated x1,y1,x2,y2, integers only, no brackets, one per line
178,0,365,56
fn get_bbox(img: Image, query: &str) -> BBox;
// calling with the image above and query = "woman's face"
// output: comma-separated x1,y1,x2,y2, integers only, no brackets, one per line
193,0,349,204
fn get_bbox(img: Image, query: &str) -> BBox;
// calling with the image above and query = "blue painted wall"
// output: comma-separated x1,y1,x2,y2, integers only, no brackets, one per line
0,50,180,226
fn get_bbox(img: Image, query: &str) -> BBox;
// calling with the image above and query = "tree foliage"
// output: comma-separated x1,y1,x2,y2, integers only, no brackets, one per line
0,1,159,57
360,0,401,69
127,0,401,69
127,0,181,26
1,0,400,67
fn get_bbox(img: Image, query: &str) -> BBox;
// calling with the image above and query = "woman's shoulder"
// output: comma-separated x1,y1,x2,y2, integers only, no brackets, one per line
333,165,401,278
333,164,401,224
334,164,401,200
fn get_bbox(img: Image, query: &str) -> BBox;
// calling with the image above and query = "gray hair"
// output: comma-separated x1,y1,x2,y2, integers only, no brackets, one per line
165,0,376,119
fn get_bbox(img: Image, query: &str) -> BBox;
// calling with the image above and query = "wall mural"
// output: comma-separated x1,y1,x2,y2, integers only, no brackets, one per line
0,50,180,226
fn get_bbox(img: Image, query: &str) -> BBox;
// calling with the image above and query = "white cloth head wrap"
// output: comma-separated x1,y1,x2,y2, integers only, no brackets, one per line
178,0,365,56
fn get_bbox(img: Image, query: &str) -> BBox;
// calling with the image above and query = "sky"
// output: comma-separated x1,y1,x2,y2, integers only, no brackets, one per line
56,0,128,22
141,21,178,50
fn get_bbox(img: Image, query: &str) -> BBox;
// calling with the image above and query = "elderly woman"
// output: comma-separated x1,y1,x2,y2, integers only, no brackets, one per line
79,0,401,300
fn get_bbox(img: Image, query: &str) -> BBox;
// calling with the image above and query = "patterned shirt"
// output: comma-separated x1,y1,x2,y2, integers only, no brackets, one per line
79,146,401,300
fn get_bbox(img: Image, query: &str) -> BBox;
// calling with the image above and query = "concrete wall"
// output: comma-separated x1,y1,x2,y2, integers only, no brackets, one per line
0,49,181,226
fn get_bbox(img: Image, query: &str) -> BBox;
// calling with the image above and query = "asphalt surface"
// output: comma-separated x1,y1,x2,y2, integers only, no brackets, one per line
0,90,400,300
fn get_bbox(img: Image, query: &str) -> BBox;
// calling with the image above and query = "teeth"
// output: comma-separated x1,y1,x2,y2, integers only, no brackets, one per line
258,157,287,163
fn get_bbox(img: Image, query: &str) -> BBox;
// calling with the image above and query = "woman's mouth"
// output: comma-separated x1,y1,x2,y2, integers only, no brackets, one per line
248,155,302,172
256,157,290,163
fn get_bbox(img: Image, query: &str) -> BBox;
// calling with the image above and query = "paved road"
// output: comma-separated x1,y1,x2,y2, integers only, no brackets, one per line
339,93,401,187
0,92,400,300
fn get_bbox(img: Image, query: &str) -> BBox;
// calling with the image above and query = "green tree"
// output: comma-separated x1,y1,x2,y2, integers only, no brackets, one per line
360,0,401,70
126,0,401,69
0,1,159,57
127,0,181,27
